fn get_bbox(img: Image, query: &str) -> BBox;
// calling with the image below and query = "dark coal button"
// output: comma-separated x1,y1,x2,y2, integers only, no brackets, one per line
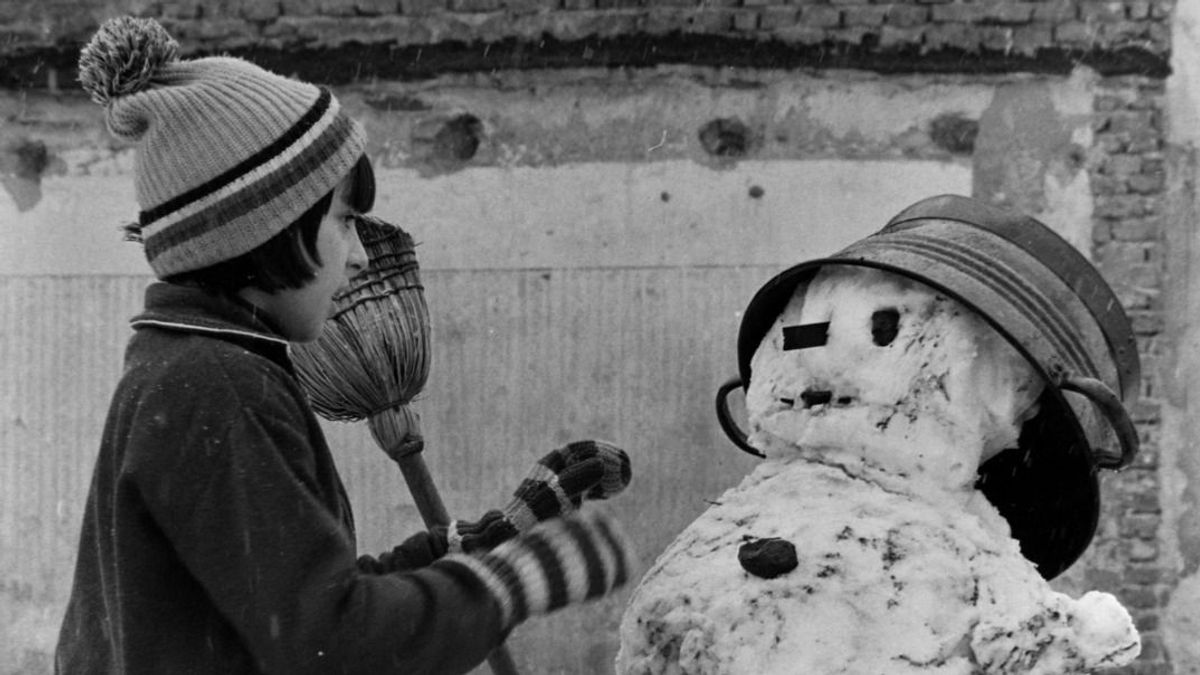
738,537,798,579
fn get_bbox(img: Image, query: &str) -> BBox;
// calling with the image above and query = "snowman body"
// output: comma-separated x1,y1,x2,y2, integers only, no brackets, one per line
617,267,1139,674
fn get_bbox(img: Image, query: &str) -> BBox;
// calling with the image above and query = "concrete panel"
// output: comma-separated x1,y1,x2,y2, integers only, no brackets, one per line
1,160,971,275
1163,4,1200,672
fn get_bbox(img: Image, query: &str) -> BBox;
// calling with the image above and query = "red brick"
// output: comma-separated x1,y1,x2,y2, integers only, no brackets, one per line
772,23,827,42
161,1,204,19
981,2,1035,24
1128,173,1165,194
640,8,678,33
1102,20,1152,41
1055,21,1098,43
1031,0,1076,21
878,24,923,48
800,5,841,27
1111,217,1161,241
1120,514,1160,539
1080,2,1128,22
978,25,1013,51
399,0,445,13
884,4,929,27
924,22,973,50
759,6,799,30
931,3,983,22
318,0,359,16
503,0,561,12
1010,24,1052,54
1134,611,1161,632
242,2,282,20
732,9,759,30
1127,0,1152,19
682,8,735,32
827,25,877,43
843,5,887,26
1102,153,1143,177
1138,633,1164,661
282,0,323,14
355,0,400,14
449,0,501,11
560,0,595,8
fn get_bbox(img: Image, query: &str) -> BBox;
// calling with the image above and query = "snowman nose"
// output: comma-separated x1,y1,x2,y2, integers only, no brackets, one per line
800,389,833,407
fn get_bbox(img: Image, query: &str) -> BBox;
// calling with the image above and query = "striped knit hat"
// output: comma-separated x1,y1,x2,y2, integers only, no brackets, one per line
78,17,367,278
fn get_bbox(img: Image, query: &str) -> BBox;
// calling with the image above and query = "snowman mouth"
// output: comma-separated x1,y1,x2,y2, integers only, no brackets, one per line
781,389,856,409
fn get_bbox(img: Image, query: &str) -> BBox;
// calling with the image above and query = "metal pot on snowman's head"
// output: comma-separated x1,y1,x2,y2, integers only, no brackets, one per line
716,194,1141,580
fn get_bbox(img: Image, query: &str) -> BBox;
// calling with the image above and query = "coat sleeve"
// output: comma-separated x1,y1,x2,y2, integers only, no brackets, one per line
125,356,506,675
356,529,449,574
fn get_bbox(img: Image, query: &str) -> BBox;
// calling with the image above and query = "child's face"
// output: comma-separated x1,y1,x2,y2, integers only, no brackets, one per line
253,176,368,342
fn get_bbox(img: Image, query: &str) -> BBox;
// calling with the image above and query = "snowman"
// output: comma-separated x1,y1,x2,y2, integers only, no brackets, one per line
617,195,1143,674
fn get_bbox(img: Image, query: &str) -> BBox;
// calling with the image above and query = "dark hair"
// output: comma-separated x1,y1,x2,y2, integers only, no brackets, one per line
167,154,376,293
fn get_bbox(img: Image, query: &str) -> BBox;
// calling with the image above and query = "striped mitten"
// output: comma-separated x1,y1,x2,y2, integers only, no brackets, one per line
433,510,636,631
508,440,632,523
445,440,631,554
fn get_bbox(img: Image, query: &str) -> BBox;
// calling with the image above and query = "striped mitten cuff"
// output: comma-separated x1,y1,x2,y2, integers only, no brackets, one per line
433,510,636,632
445,510,519,554
502,441,632,533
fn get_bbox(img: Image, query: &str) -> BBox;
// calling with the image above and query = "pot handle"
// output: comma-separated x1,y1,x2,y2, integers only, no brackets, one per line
716,377,765,458
1060,375,1139,470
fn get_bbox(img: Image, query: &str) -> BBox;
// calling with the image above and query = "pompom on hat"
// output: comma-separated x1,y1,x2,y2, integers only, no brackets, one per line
78,16,367,278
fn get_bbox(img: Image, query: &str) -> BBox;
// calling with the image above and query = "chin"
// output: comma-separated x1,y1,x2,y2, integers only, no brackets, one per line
292,326,324,343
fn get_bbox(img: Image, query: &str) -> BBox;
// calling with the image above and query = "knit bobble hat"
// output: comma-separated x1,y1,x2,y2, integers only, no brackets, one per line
78,16,368,279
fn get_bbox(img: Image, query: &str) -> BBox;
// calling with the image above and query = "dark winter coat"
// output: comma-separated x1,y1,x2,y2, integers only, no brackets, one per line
55,282,504,675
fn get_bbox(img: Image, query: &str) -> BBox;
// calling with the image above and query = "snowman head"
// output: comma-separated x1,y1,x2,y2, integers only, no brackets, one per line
745,265,1044,496
720,195,1140,579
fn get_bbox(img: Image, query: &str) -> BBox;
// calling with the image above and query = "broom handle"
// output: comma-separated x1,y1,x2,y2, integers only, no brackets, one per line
394,451,522,675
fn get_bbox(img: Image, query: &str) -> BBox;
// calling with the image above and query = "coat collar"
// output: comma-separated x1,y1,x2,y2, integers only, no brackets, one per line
131,282,292,367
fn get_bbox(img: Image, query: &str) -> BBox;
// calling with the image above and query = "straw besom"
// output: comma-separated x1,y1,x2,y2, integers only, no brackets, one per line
290,215,520,675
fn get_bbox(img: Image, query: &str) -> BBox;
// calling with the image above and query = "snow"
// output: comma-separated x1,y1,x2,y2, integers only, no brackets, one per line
616,267,1139,674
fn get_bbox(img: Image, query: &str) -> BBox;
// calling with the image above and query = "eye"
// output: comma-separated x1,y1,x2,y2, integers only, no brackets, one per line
871,308,900,346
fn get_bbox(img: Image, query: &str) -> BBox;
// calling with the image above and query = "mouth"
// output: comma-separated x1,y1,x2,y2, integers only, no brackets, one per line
779,388,857,410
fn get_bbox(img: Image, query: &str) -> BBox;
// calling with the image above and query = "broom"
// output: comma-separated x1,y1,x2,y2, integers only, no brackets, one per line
291,215,521,675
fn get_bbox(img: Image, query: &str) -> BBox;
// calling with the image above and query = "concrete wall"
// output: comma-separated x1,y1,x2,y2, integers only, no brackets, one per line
0,1,1186,674
1161,1,1200,671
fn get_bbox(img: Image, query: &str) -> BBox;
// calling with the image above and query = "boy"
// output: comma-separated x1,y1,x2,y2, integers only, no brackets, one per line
57,17,634,675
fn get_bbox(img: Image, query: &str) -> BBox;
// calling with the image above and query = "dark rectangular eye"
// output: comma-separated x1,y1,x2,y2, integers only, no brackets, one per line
783,322,830,350
871,309,900,346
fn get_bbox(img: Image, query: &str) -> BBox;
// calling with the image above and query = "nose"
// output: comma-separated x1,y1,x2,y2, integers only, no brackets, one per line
346,226,368,277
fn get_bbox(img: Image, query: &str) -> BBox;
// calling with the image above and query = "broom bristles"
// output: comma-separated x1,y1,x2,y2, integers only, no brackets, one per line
292,216,431,436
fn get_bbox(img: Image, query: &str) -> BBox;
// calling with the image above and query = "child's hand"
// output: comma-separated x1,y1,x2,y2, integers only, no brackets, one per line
445,440,631,553
434,510,637,631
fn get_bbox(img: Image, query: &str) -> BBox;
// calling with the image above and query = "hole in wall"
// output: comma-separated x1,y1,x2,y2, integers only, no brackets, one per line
699,117,754,158
432,113,483,162
929,113,979,155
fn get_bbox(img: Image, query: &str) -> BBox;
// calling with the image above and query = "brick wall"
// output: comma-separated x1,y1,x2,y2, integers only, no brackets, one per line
0,0,1175,89
1092,74,1172,675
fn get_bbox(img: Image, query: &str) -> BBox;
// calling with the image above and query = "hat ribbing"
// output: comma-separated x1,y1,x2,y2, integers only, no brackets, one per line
79,17,367,278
